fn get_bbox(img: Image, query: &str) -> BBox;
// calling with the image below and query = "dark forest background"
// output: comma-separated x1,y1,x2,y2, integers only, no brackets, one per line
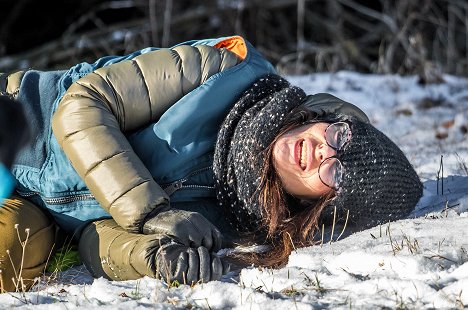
0,0,467,81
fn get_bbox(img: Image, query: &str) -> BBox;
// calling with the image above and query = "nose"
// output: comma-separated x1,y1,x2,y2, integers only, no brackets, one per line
316,143,336,162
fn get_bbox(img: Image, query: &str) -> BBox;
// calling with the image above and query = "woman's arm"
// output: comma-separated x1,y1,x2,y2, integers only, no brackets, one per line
79,219,229,283
52,45,241,233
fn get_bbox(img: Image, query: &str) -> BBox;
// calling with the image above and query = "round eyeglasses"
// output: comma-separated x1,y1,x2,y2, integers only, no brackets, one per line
317,122,352,190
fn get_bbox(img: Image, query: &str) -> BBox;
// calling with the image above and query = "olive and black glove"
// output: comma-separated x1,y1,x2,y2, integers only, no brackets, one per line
79,219,231,283
156,242,230,284
142,209,224,251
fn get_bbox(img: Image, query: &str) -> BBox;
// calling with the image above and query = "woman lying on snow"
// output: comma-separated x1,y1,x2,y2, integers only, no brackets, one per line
0,35,423,292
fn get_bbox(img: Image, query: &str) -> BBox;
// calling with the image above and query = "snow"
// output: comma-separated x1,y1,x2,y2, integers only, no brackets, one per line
1,71,467,309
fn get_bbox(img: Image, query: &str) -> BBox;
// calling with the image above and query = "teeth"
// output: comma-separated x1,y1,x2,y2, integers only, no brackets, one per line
297,141,302,166
300,140,307,170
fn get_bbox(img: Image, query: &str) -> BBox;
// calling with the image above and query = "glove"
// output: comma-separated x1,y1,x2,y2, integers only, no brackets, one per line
156,242,230,284
79,219,230,283
142,209,223,251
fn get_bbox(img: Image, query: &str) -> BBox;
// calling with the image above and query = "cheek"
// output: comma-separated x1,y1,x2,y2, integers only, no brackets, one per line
272,140,285,164
272,146,284,175
272,144,291,181
306,177,333,198
273,138,295,169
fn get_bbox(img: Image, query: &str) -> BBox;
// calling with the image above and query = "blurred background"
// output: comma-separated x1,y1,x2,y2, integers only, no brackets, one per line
0,0,467,81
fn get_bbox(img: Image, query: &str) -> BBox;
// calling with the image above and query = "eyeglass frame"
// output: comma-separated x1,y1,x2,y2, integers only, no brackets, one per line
315,121,352,191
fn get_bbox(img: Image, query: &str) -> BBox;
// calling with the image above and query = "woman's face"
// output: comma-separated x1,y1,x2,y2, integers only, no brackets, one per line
273,122,336,200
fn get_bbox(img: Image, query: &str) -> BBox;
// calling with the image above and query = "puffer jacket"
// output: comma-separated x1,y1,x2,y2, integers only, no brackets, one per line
2,35,275,238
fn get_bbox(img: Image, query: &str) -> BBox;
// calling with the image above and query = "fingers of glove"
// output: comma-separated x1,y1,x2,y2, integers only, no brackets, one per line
157,256,173,280
157,243,184,279
144,210,223,252
186,227,202,249
184,227,221,251
211,227,223,252
183,213,209,249
222,259,231,275
170,213,202,248
172,233,191,248
186,248,199,285
199,229,212,250
210,254,223,281
197,246,211,283
200,227,223,251
173,250,189,284
184,212,223,251
145,220,194,248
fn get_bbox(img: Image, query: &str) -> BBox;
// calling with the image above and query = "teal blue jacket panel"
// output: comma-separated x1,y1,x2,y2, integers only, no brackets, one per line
12,36,276,237
128,37,275,186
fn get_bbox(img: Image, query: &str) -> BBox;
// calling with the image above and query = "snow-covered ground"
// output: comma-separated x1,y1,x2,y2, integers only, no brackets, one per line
1,71,467,309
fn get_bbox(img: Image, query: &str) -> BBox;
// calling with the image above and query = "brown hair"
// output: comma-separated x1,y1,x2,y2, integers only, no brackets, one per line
230,109,334,268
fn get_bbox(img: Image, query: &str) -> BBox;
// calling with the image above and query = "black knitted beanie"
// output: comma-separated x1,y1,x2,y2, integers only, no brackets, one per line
320,118,423,228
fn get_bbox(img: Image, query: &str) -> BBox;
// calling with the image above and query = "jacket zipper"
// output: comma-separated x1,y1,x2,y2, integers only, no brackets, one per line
16,166,213,202
16,190,95,205
162,166,214,196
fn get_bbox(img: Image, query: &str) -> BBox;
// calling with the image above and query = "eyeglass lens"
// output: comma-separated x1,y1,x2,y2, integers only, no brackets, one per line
319,122,351,189
318,157,344,189
325,122,351,150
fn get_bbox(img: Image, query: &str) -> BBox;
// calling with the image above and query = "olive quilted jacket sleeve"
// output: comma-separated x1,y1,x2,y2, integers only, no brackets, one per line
51,45,241,233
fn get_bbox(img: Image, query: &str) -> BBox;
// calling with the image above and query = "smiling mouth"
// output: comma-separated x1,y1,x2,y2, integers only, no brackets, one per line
298,140,307,170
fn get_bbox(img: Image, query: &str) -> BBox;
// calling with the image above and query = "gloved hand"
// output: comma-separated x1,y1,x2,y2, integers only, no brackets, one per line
142,209,223,251
156,242,230,284
79,218,230,283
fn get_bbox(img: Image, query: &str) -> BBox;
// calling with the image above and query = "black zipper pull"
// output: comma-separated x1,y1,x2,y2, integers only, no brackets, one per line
163,180,184,196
